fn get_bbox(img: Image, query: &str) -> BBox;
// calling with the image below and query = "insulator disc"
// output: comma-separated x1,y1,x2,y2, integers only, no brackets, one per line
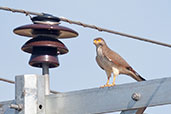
22,36,68,55
13,24,78,38
29,54,59,68
29,47,59,68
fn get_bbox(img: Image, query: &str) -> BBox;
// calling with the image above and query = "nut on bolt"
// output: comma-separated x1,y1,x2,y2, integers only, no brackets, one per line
10,104,23,111
132,93,141,101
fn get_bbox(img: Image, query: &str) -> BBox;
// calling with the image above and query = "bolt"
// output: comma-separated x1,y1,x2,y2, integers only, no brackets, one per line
10,104,23,111
132,93,141,101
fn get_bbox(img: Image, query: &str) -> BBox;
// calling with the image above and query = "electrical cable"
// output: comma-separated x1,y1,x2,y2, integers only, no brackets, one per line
0,6,170,48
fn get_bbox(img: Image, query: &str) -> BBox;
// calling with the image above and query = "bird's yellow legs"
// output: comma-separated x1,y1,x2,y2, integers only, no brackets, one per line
100,74,116,88
100,77,110,88
111,74,116,86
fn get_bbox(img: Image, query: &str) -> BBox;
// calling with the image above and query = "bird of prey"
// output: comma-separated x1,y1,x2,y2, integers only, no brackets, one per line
93,37,145,87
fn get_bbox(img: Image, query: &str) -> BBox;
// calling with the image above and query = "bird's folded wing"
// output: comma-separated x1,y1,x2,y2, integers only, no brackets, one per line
103,48,130,68
96,56,104,70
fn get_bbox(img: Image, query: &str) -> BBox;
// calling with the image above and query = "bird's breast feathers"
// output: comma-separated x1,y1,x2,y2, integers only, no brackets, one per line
96,46,116,71
97,46,103,56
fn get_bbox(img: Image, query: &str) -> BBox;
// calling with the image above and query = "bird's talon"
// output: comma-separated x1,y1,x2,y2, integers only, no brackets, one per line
110,84,115,86
100,85,105,88
100,84,111,88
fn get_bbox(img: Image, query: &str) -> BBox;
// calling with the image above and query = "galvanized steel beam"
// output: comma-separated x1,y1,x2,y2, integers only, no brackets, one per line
1,76,171,114
46,77,171,114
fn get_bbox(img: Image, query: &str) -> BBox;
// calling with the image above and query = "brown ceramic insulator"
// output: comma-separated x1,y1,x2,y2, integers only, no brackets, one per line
22,36,68,55
31,14,61,24
13,24,78,38
29,47,59,68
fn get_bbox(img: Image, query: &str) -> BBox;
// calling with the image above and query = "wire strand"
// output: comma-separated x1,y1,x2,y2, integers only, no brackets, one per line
60,17,171,48
0,78,14,84
0,6,43,16
0,6,171,48
0,77,60,94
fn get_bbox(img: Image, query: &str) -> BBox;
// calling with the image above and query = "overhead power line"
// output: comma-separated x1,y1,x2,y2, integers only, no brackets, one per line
0,77,60,94
60,17,171,48
0,77,14,84
0,6,42,16
0,6,171,48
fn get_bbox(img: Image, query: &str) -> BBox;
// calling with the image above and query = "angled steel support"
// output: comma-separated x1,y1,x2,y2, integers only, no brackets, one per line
46,77,171,114
0,100,15,114
121,108,146,114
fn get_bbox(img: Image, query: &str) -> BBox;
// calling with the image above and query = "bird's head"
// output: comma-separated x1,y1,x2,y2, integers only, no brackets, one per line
93,37,106,47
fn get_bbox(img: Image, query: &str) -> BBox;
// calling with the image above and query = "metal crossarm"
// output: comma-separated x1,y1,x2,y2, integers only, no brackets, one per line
46,77,171,114
1,76,171,114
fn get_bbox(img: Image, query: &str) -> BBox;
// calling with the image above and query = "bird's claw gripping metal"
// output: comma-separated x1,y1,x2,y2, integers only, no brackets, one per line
100,84,115,88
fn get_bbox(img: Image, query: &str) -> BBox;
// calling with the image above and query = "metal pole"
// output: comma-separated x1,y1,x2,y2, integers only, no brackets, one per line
42,63,49,75
42,63,50,95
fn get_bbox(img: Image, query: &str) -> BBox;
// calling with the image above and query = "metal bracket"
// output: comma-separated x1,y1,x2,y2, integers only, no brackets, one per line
15,74,45,114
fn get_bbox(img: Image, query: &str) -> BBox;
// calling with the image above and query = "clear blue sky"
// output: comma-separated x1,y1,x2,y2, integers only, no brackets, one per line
0,0,171,113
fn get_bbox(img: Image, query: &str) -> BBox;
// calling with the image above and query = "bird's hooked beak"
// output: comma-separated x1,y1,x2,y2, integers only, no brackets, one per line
93,39,98,45
93,39,102,45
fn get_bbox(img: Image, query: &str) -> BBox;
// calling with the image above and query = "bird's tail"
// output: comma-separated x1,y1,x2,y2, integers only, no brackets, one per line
131,69,146,114
127,67,146,81
133,70,146,81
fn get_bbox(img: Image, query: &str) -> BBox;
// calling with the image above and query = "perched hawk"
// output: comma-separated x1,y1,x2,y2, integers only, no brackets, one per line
93,37,145,87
